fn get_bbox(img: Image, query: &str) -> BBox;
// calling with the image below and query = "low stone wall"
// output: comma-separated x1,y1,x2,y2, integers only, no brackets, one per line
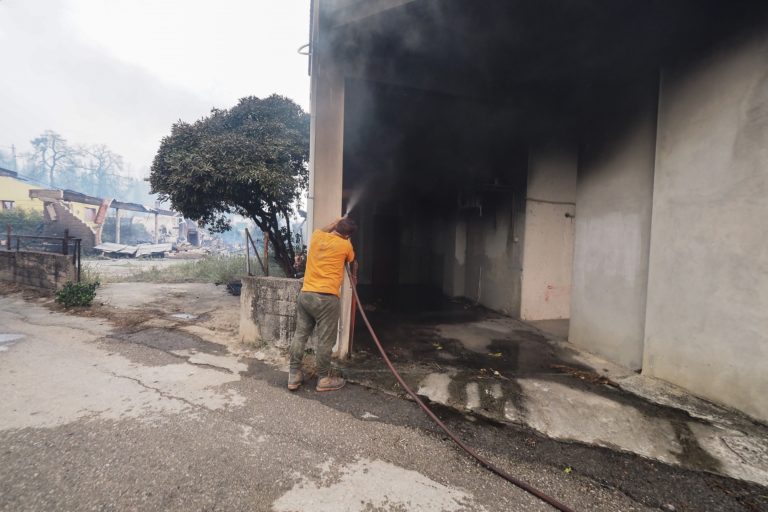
240,276,317,350
0,250,77,291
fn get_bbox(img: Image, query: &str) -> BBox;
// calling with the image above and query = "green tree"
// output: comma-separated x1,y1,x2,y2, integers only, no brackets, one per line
0,208,44,236
150,95,310,276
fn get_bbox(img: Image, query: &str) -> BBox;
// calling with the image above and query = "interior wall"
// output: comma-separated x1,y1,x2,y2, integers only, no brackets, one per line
440,218,466,298
520,144,577,320
462,194,526,316
343,79,528,315
569,84,658,370
398,212,437,285
643,29,768,422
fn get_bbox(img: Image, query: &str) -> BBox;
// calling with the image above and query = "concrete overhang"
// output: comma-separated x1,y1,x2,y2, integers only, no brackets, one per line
62,190,104,206
29,189,103,206
29,189,64,201
110,200,150,213
110,200,177,217
325,0,767,100
325,0,419,28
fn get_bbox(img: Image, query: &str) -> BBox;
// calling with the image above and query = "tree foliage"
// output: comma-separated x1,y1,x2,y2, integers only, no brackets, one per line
150,95,310,276
0,208,44,236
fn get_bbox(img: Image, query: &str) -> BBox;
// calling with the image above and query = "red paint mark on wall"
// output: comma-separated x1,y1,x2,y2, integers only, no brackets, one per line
545,283,568,303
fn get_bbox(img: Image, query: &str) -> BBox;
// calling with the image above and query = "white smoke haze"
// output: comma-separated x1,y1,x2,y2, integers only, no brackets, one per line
0,0,310,178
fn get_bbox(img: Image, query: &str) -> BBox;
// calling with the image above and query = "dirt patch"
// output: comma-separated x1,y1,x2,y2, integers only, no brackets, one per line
105,327,226,355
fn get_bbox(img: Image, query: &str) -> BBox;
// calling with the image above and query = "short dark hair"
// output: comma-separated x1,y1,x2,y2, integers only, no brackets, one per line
335,217,357,237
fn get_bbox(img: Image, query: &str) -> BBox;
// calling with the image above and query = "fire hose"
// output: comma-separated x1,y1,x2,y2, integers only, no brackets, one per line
345,266,577,512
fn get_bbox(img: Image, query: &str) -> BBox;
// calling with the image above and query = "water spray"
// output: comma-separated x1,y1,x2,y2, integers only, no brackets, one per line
343,181,369,217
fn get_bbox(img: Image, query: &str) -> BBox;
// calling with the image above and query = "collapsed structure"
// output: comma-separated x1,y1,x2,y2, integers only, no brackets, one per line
306,1,768,422
0,168,180,252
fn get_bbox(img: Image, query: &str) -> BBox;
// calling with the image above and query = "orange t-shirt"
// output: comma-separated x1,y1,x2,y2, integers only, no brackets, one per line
302,230,355,296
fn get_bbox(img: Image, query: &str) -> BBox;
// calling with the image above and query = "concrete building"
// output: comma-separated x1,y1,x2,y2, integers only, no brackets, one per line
307,1,768,422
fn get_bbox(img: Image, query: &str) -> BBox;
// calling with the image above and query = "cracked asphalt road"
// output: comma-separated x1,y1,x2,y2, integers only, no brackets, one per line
0,290,765,512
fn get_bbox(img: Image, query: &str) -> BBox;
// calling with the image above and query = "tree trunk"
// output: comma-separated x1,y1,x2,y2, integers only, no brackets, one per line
251,214,296,278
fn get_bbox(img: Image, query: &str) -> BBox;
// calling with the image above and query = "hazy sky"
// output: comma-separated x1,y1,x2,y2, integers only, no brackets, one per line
0,0,311,177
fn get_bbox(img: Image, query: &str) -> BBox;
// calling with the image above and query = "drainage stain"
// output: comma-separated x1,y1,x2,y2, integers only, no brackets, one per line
105,327,226,355
0,333,25,351
671,421,722,472
171,313,197,321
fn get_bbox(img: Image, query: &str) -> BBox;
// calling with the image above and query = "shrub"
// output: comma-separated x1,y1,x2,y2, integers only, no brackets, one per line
55,281,100,307
0,208,44,236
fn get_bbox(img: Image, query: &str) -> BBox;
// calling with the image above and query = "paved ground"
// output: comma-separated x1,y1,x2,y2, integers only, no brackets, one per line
1,285,767,511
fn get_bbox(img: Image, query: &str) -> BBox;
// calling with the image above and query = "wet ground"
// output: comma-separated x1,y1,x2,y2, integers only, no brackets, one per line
344,286,768,488
1,284,767,511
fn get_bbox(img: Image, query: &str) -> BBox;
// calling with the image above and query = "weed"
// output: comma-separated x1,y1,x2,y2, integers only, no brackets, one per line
79,263,103,286
121,255,282,284
56,281,100,307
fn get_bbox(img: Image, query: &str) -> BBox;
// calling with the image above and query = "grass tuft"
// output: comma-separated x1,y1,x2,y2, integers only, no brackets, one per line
121,255,279,284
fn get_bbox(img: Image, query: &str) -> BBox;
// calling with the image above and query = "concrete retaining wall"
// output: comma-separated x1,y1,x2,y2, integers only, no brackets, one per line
240,276,320,350
0,250,76,291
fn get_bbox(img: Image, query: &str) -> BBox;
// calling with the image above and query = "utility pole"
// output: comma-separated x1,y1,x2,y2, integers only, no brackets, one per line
11,144,17,171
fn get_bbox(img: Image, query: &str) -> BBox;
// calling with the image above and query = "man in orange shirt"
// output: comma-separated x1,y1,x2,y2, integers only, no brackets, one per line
288,217,356,392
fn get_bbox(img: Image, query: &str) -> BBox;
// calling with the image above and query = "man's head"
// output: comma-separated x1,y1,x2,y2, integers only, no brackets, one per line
334,217,357,239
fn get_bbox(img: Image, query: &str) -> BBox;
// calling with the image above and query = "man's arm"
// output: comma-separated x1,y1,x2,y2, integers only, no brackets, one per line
347,243,355,263
319,219,341,233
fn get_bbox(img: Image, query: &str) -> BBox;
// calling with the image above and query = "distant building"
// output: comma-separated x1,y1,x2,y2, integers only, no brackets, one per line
0,167,45,212
0,167,179,252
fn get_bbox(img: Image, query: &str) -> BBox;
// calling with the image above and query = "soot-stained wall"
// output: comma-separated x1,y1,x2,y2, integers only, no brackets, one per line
643,29,768,422
520,143,577,321
343,80,529,315
569,81,658,370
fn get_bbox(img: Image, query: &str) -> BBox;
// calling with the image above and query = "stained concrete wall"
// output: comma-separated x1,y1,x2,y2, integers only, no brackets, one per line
643,30,768,422
239,276,322,352
520,145,577,320
398,214,437,285
463,197,526,316
569,93,658,370
439,219,467,298
0,250,76,291
308,7,352,358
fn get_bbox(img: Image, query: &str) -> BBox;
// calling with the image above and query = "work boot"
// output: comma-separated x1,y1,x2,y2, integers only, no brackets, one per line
316,375,346,392
287,369,303,391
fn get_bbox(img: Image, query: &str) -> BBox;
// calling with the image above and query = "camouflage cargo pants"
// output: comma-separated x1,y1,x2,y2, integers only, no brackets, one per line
289,291,340,376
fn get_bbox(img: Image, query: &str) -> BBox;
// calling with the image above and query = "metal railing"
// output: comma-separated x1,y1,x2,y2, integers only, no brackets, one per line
244,227,269,276
5,225,82,282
